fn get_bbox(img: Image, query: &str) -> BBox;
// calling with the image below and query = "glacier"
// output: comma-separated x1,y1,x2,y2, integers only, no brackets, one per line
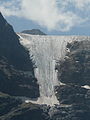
18,33,90,106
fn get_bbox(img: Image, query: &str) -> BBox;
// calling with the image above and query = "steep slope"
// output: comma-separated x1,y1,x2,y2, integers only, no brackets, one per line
0,12,39,98
0,12,34,71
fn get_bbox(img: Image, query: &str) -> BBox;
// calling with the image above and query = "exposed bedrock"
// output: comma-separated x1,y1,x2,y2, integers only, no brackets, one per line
0,12,34,71
55,40,90,104
57,40,90,86
0,92,50,120
53,40,90,120
55,85,88,104
0,12,40,98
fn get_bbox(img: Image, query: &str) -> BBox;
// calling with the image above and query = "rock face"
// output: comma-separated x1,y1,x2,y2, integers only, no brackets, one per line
21,29,46,35
0,12,40,98
55,85,88,105
57,40,90,86
0,12,90,120
0,92,22,116
50,103,90,120
0,13,34,71
0,57,39,98
54,40,90,120
0,92,50,120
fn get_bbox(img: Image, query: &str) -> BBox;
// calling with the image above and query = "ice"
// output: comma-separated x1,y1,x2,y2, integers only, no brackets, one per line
18,33,89,105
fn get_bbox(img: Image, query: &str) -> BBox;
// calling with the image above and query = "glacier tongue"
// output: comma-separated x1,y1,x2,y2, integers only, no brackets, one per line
18,33,89,105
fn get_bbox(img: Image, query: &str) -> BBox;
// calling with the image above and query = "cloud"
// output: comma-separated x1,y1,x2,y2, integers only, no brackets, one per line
0,0,90,31
73,0,90,9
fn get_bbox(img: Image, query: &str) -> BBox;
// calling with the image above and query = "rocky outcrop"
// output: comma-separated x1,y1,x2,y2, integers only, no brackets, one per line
54,40,90,120
0,12,40,98
21,29,46,35
55,85,88,105
0,57,39,98
50,104,90,120
57,40,90,86
0,92,50,120
0,12,34,71
0,92,22,116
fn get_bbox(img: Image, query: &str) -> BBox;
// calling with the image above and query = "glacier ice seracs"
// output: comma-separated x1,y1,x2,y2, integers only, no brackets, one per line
18,33,90,106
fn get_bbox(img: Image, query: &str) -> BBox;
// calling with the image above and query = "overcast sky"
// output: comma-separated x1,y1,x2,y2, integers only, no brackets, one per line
0,0,90,35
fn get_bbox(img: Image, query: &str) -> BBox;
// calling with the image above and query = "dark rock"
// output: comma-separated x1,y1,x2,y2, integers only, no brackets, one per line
2,104,49,120
0,50,39,98
57,40,90,86
0,92,50,120
55,85,87,104
50,104,90,120
21,29,46,35
0,12,90,120
0,92,22,116
54,40,90,120
0,13,40,98
0,12,34,71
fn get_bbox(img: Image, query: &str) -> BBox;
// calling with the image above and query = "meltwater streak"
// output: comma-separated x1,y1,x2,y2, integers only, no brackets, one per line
18,33,90,106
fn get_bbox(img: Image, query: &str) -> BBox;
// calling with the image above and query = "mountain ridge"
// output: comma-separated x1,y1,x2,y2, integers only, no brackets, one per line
21,29,46,35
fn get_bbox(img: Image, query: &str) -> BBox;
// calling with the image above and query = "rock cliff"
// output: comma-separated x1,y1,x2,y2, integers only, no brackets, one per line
0,12,39,98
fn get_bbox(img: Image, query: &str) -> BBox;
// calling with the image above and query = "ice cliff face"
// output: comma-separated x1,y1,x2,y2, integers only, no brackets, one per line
18,33,90,105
